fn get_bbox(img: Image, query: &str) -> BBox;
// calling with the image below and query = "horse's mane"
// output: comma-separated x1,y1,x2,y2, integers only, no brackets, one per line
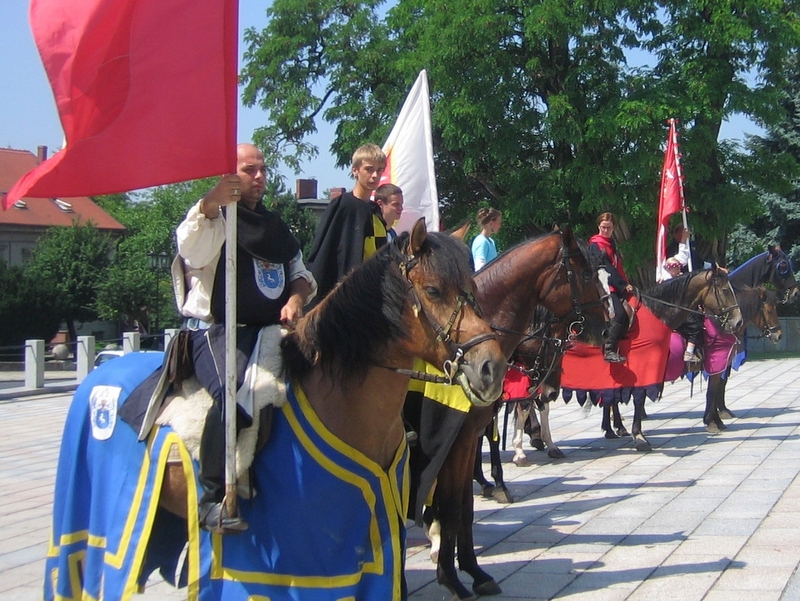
281,231,473,385
730,248,797,291
735,286,763,324
641,271,695,314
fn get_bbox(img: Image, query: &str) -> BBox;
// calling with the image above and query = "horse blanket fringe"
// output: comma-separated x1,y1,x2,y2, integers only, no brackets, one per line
561,301,671,405
45,352,410,601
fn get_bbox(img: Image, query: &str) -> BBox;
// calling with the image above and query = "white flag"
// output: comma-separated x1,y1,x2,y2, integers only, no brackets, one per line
380,70,440,233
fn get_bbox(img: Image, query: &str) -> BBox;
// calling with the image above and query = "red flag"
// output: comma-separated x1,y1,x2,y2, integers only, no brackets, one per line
655,119,685,281
2,0,238,210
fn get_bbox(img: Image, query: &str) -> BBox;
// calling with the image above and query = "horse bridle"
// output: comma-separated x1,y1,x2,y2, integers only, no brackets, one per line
509,318,567,391
387,253,497,384
640,271,740,326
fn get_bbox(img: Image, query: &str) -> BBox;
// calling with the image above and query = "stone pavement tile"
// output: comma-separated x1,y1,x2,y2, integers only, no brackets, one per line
0,541,47,571
704,591,782,601
519,549,603,574
556,568,651,595
639,509,708,532
500,568,577,599
735,546,800,568
595,541,680,571
692,516,763,536
713,565,795,592
0,584,42,601
625,570,718,601
762,512,800,529
571,516,647,536
747,526,800,547
670,534,748,557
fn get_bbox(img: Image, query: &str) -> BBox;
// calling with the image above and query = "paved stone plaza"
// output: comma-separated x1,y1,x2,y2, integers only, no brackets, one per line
3,358,800,600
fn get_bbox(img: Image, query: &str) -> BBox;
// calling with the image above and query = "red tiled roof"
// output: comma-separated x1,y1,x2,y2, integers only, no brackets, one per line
0,147,125,231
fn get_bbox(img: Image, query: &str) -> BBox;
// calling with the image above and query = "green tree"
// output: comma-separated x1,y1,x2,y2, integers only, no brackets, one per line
0,263,62,358
240,0,800,287
24,222,114,346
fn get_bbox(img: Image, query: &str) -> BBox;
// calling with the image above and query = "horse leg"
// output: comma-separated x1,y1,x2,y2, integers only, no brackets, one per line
454,434,502,598
487,425,513,503
601,403,618,439
472,435,494,498
539,402,565,459
705,374,726,433
435,431,483,601
613,401,629,437
423,506,442,564
631,393,651,451
524,403,545,451
717,371,735,420
511,403,532,466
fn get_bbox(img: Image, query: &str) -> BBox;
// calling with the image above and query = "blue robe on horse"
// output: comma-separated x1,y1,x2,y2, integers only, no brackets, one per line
45,352,409,601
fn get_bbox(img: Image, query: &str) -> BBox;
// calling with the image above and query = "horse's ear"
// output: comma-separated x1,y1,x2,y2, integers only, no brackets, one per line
408,218,428,255
552,223,561,232
450,220,471,242
560,225,573,246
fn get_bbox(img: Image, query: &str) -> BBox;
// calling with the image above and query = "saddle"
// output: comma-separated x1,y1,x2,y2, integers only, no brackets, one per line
145,326,288,495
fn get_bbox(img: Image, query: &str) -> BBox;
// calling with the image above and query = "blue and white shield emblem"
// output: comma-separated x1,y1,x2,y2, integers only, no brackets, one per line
254,259,286,300
89,385,121,440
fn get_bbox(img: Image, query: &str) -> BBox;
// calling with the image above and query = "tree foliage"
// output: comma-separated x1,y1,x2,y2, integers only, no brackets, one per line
241,0,800,286
0,263,62,358
24,222,114,344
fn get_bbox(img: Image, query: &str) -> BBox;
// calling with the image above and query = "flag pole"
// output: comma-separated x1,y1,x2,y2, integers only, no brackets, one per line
670,119,692,272
224,202,238,520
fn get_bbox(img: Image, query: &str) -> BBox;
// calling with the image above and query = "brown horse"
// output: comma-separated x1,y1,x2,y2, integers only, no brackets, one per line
408,228,607,601
45,220,508,601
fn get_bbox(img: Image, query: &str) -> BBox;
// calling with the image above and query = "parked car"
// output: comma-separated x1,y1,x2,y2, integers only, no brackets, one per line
93,349,124,369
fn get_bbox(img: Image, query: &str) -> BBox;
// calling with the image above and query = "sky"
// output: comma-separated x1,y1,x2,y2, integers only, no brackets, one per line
1,1,762,199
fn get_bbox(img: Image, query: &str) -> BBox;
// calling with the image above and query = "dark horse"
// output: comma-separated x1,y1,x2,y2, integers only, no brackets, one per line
702,286,783,432
702,247,798,433
473,307,568,502
44,220,508,601
562,266,744,452
406,228,607,601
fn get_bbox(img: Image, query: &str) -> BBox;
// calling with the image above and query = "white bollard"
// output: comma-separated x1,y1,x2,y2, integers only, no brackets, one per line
123,332,141,354
25,339,45,389
76,336,95,381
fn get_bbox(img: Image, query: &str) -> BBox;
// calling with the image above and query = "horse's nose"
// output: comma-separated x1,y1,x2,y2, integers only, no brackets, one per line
480,354,507,391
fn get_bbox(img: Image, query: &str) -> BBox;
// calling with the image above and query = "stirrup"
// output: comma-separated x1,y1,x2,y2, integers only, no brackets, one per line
683,351,701,363
199,502,249,535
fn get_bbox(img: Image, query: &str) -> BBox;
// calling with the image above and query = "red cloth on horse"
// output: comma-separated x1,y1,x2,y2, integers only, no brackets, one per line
561,298,671,390
502,366,532,402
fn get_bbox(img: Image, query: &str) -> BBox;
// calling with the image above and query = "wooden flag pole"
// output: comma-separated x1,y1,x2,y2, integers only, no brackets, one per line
224,201,238,519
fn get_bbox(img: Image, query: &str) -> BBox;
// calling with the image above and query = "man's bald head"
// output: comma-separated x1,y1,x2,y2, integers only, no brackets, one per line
236,143,267,209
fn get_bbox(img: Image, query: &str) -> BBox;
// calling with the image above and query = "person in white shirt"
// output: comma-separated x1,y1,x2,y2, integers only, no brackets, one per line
174,143,316,533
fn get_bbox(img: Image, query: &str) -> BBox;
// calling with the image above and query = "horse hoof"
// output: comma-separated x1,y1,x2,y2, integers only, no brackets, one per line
513,455,531,467
705,423,721,434
719,410,735,420
530,438,545,451
449,594,475,601
635,439,651,452
481,485,495,498
616,427,630,437
473,579,502,596
492,488,514,504
548,447,565,459
604,430,620,439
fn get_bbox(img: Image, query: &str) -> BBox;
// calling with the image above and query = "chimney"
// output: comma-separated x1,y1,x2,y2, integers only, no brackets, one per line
37,145,48,163
328,187,346,199
296,178,318,200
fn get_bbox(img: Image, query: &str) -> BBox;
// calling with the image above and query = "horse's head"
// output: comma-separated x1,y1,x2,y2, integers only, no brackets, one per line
513,308,567,403
399,219,506,406
767,246,799,304
694,266,743,333
755,287,783,344
557,228,609,346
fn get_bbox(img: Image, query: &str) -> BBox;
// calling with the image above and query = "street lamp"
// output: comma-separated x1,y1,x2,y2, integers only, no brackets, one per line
147,251,171,345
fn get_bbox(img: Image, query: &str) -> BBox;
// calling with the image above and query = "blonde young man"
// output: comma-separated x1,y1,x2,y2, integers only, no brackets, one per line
306,143,389,305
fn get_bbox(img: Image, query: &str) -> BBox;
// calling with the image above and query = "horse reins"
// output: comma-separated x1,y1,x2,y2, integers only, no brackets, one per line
382,253,497,385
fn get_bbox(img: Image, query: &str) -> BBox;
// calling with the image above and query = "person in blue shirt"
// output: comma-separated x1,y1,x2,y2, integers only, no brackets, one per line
471,207,502,270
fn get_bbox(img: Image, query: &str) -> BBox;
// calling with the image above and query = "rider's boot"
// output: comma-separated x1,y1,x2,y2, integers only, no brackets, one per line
198,407,248,534
603,321,627,363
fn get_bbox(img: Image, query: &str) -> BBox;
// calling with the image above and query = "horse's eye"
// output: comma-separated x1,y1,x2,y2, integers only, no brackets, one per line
424,286,442,299
582,270,592,282
777,260,790,275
